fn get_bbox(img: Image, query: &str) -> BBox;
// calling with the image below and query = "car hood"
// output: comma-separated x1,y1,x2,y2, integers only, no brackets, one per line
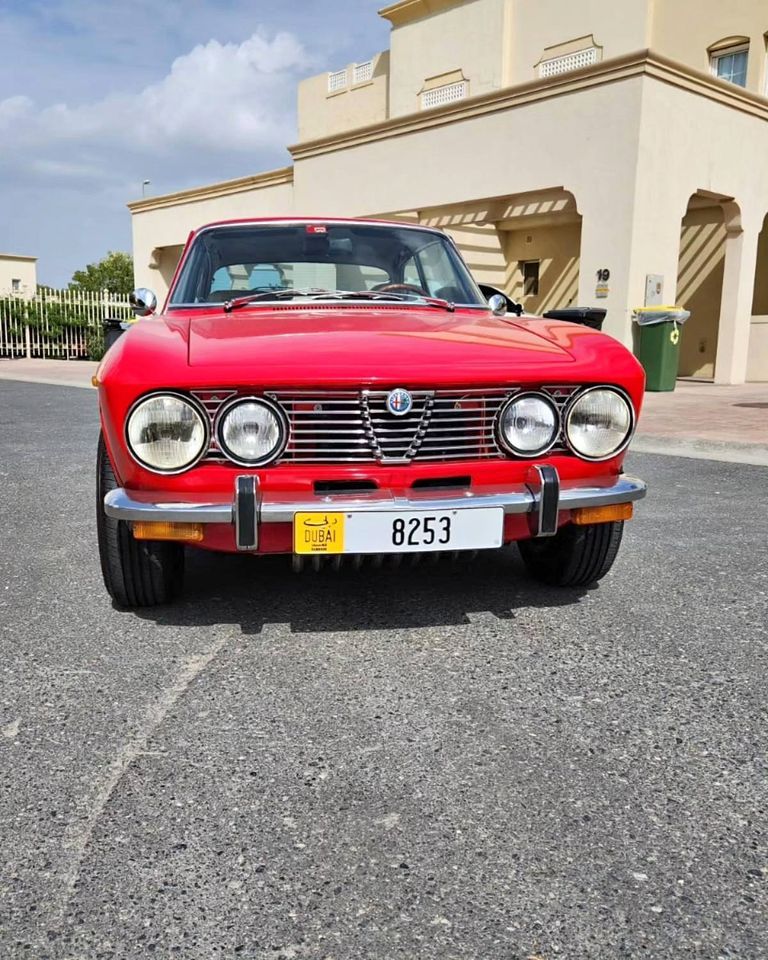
184,305,580,383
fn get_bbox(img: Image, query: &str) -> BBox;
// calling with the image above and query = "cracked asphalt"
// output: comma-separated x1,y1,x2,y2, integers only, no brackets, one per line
0,378,766,960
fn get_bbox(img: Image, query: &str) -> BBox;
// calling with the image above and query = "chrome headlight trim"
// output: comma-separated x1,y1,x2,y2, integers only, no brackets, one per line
124,391,210,475
496,391,561,459
215,395,289,467
564,385,635,462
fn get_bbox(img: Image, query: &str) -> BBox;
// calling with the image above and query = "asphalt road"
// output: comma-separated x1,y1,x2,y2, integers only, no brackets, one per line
0,379,766,960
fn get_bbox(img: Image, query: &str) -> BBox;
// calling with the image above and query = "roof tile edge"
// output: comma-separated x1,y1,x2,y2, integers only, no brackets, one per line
127,166,294,214
378,0,466,27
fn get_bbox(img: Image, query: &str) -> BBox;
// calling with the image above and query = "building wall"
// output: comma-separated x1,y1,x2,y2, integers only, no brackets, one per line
651,0,768,95
507,0,651,85
386,0,508,117
0,256,37,297
298,52,390,142
502,224,581,314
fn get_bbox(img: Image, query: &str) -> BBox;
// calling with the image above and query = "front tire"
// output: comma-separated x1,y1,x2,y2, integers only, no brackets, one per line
517,521,624,587
96,434,184,607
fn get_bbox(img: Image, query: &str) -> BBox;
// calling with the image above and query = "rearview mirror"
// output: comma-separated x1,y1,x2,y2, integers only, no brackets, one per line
129,287,157,317
488,293,507,317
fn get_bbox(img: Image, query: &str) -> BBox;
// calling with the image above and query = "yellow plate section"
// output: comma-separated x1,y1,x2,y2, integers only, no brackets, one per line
294,512,346,554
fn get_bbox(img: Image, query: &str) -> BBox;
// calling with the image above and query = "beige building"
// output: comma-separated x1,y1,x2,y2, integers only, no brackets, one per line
129,0,768,383
0,254,37,298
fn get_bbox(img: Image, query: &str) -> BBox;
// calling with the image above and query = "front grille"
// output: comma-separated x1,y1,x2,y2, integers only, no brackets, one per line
192,386,578,466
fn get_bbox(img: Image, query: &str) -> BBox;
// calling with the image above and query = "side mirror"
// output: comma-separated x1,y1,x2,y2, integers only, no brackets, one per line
488,293,508,317
129,287,157,317
478,283,524,317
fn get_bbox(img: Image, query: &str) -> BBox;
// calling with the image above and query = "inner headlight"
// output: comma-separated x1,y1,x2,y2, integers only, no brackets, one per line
217,398,287,465
566,387,633,460
126,394,207,473
498,393,559,457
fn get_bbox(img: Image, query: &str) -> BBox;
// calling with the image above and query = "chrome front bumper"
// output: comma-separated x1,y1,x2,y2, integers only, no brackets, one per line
104,470,647,550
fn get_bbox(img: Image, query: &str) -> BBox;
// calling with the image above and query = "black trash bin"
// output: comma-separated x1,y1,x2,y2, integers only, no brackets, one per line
103,317,131,351
542,307,607,331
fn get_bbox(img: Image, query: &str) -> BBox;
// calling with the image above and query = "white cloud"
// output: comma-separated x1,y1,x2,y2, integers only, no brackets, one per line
0,95,33,124
0,30,307,160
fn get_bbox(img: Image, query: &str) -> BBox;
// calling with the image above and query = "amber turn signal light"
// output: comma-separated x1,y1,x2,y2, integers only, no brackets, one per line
572,502,634,526
132,521,204,542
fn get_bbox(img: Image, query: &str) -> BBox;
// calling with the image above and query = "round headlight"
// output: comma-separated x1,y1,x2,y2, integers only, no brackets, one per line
217,398,287,465
126,394,207,473
498,393,559,457
566,387,633,460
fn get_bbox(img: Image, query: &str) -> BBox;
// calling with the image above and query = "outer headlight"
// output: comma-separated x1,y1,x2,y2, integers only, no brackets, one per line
126,393,208,473
498,392,559,457
217,397,287,466
566,387,633,460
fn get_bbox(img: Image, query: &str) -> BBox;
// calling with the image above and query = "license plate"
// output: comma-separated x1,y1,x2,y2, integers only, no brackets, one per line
293,508,504,555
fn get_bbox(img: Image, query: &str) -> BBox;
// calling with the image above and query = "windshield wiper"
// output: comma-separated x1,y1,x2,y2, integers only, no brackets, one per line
223,288,456,314
308,290,456,312
223,289,310,312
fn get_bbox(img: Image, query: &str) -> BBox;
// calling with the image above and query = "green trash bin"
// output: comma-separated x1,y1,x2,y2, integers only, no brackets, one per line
632,307,691,392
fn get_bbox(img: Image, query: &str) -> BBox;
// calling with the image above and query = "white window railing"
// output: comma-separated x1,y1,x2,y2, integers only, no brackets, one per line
328,68,348,93
421,80,468,110
539,46,598,79
353,60,373,84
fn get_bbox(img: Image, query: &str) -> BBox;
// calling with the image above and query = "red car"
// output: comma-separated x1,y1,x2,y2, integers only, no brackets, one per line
95,218,646,607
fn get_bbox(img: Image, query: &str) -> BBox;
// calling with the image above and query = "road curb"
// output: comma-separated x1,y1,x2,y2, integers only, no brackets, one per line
633,435,768,467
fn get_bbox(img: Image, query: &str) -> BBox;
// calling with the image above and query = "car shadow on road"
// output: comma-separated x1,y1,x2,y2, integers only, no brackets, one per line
133,546,592,634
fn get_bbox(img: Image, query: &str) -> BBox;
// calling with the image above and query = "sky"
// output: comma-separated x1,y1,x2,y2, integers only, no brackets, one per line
0,0,390,286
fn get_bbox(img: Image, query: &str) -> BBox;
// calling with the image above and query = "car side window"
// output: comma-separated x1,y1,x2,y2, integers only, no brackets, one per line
402,242,468,299
418,241,461,297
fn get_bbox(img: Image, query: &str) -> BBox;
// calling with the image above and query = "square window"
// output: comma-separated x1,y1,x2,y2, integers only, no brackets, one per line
11,278,20,292
711,46,748,87
521,261,540,298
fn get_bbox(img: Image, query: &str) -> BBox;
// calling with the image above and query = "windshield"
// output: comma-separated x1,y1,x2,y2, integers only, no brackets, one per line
168,222,487,308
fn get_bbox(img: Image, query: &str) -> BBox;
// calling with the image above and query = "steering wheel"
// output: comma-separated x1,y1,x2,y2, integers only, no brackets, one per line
372,282,428,296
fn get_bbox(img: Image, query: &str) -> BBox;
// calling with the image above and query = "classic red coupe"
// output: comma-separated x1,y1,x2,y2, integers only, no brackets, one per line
95,218,646,607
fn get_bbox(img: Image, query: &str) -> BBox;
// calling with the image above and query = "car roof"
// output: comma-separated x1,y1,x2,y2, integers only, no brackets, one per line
190,217,445,236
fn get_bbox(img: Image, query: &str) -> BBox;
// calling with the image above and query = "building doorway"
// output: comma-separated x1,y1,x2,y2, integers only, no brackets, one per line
676,194,728,379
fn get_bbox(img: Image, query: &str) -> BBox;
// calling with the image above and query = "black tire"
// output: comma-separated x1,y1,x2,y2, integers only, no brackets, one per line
96,434,184,607
517,521,624,587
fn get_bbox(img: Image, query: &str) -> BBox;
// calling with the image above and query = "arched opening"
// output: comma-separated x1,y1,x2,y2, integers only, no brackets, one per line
748,212,768,381
676,193,731,379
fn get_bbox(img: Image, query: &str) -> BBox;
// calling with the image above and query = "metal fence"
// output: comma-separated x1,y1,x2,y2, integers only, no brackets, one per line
0,289,132,360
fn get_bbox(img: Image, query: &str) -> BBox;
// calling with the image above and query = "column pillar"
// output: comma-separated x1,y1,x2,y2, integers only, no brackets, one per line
576,187,685,349
714,208,761,385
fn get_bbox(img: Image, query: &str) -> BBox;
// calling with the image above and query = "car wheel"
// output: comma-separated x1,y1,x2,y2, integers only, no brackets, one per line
96,434,184,607
517,521,624,587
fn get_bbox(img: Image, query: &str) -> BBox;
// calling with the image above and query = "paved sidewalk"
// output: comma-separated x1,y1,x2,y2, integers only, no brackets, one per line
634,380,768,466
0,358,97,389
0,359,765,464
